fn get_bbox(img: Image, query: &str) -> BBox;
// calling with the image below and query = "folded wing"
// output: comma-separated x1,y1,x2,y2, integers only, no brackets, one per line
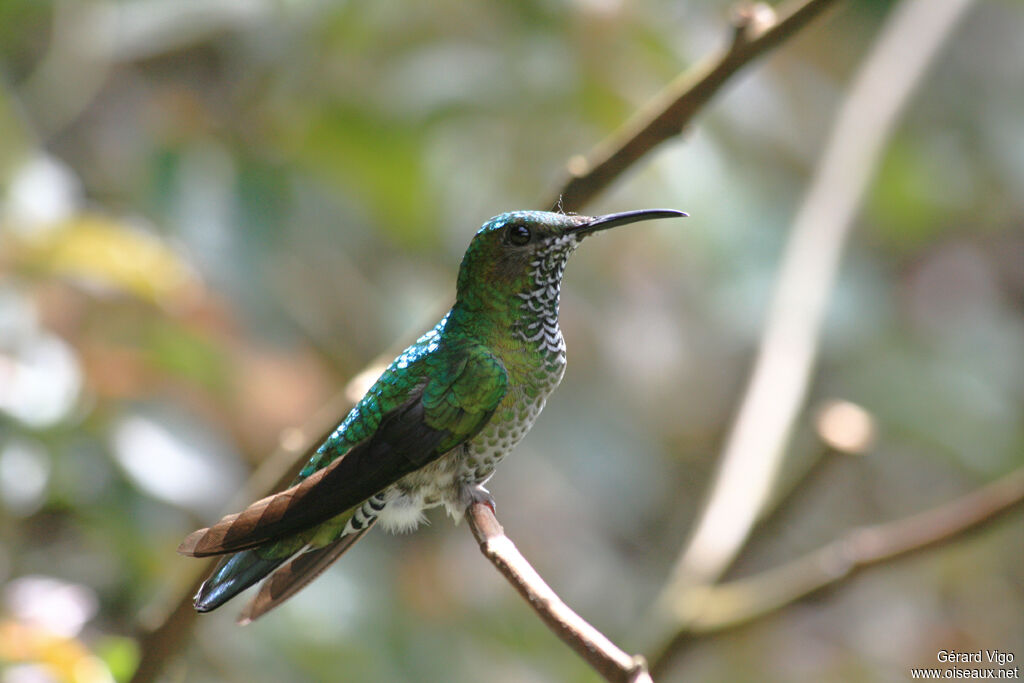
178,343,508,558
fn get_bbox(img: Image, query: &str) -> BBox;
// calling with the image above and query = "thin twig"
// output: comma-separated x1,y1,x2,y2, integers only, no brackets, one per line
682,467,1024,633
546,0,843,212
649,466,1024,677
466,502,653,683
663,0,978,603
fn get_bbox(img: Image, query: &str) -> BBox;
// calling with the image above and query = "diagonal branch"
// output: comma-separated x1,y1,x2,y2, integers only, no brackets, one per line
466,502,653,683
547,0,843,213
649,466,1024,677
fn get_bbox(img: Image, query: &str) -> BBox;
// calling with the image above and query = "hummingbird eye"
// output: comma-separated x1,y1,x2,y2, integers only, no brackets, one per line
507,224,532,246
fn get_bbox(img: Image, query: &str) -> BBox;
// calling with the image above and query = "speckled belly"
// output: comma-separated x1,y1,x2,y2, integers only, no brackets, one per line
362,353,565,533
353,318,568,535
363,400,550,533
461,385,553,480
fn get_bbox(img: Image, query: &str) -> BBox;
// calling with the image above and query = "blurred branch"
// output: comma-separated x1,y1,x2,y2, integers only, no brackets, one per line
466,502,653,683
131,389,356,683
661,0,978,611
649,466,1024,677
685,466,1024,633
21,0,115,139
18,0,277,141
547,0,842,213
110,0,274,62
132,570,210,683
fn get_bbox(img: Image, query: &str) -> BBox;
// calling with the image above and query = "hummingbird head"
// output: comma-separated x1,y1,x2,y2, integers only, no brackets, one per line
455,209,686,315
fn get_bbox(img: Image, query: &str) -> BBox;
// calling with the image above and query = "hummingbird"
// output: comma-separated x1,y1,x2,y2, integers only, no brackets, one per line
179,208,686,623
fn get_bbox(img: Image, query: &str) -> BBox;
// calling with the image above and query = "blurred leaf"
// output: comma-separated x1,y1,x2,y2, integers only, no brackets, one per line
0,84,35,184
12,214,201,308
0,619,115,683
143,318,229,395
0,0,51,74
867,137,971,250
289,106,436,247
95,636,140,683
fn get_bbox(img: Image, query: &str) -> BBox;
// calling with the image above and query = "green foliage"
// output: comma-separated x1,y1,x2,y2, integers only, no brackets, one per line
296,105,437,247
869,139,957,249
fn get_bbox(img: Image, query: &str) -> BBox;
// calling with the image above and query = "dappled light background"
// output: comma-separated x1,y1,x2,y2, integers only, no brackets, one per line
1,1,1022,682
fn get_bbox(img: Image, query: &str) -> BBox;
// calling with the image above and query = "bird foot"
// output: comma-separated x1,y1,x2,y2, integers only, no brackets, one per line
459,483,496,515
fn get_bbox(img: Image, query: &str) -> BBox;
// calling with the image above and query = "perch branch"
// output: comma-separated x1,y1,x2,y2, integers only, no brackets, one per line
466,502,653,683
649,466,1024,677
546,0,843,212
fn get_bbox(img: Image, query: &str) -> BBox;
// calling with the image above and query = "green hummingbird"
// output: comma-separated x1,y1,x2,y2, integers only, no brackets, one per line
179,208,686,623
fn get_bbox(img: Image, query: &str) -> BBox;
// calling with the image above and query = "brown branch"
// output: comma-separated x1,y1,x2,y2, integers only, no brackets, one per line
466,502,653,683
649,466,1024,678
546,0,843,213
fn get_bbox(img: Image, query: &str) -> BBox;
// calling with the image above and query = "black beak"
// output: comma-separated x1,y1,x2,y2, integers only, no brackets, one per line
573,208,687,236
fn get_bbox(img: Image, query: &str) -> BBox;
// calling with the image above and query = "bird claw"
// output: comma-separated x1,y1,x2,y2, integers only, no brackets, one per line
460,483,496,515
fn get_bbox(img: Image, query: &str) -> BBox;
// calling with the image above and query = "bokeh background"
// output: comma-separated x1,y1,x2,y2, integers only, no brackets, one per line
1,0,1022,681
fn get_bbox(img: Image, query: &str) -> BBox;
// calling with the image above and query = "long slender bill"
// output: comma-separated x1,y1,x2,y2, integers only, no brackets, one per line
574,208,687,236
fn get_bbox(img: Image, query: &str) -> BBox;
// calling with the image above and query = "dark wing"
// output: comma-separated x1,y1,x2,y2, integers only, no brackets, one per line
178,344,507,557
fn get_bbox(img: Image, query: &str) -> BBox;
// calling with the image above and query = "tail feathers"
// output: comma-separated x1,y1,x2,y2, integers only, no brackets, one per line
193,550,290,613
238,520,377,624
